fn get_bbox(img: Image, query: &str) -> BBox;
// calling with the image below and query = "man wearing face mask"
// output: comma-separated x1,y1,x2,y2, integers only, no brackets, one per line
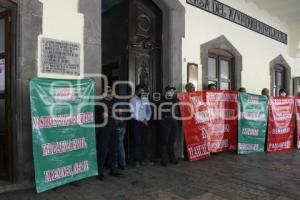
279,88,287,97
158,86,180,166
96,86,122,180
130,84,152,167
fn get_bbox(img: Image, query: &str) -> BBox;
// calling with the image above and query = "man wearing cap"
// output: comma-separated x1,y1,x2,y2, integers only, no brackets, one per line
96,86,122,180
158,86,180,166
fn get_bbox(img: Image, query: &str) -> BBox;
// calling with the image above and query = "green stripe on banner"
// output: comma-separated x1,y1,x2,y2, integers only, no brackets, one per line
238,93,268,154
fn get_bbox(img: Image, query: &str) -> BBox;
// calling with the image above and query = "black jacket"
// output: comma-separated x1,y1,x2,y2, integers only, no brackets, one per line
159,95,180,120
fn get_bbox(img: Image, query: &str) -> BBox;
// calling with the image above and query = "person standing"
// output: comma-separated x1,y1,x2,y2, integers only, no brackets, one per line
238,87,247,93
261,88,270,98
115,106,127,170
159,86,180,166
207,83,217,90
279,88,287,96
96,86,122,180
130,84,152,167
179,82,197,160
185,82,196,93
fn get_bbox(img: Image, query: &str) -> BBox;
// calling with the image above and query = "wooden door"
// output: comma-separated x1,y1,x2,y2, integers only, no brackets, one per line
0,10,12,181
128,0,162,95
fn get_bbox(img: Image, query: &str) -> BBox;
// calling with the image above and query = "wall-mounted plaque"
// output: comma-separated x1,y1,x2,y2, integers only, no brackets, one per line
41,38,81,76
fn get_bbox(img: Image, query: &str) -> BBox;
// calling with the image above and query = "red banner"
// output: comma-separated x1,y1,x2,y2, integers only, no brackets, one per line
206,91,238,152
267,97,295,152
178,91,210,161
295,97,300,149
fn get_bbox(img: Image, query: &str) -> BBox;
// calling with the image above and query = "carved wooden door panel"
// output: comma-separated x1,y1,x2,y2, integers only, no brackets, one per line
128,0,162,95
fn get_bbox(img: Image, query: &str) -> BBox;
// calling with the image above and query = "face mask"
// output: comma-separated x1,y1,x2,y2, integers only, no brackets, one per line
280,92,286,96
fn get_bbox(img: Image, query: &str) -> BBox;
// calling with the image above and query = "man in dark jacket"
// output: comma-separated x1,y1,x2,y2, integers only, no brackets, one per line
96,86,122,180
159,86,180,166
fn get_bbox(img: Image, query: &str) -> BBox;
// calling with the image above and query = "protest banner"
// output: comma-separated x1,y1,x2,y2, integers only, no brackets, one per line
238,93,268,154
267,96,294,152
178,91,210,161
206,91,238,152
30,78,98,193
295,97,300,149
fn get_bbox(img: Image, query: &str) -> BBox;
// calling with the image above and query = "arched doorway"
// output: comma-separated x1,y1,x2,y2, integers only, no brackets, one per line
101,0,185,161
101,0,185,93
102,0,162,95
102,0,163,162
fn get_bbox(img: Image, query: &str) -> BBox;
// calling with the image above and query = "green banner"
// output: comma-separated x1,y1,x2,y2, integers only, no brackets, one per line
30,78,98,193
238,93,268,154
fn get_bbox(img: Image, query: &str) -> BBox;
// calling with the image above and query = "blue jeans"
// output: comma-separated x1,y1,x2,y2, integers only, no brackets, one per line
115,127,126,167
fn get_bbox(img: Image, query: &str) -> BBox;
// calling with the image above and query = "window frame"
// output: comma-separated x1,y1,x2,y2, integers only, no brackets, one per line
208,50,233,90
273,65,286,96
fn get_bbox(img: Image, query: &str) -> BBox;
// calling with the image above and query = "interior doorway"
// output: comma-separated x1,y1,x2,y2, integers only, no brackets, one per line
0,4,13,184
102,0,163,161
102,62,120,89
102,0,162,95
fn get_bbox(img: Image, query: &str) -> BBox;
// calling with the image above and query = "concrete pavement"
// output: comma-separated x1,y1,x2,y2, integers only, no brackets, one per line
1,151,300,200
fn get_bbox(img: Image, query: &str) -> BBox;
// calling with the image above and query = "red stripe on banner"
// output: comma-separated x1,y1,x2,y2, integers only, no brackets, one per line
267,96,295,152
